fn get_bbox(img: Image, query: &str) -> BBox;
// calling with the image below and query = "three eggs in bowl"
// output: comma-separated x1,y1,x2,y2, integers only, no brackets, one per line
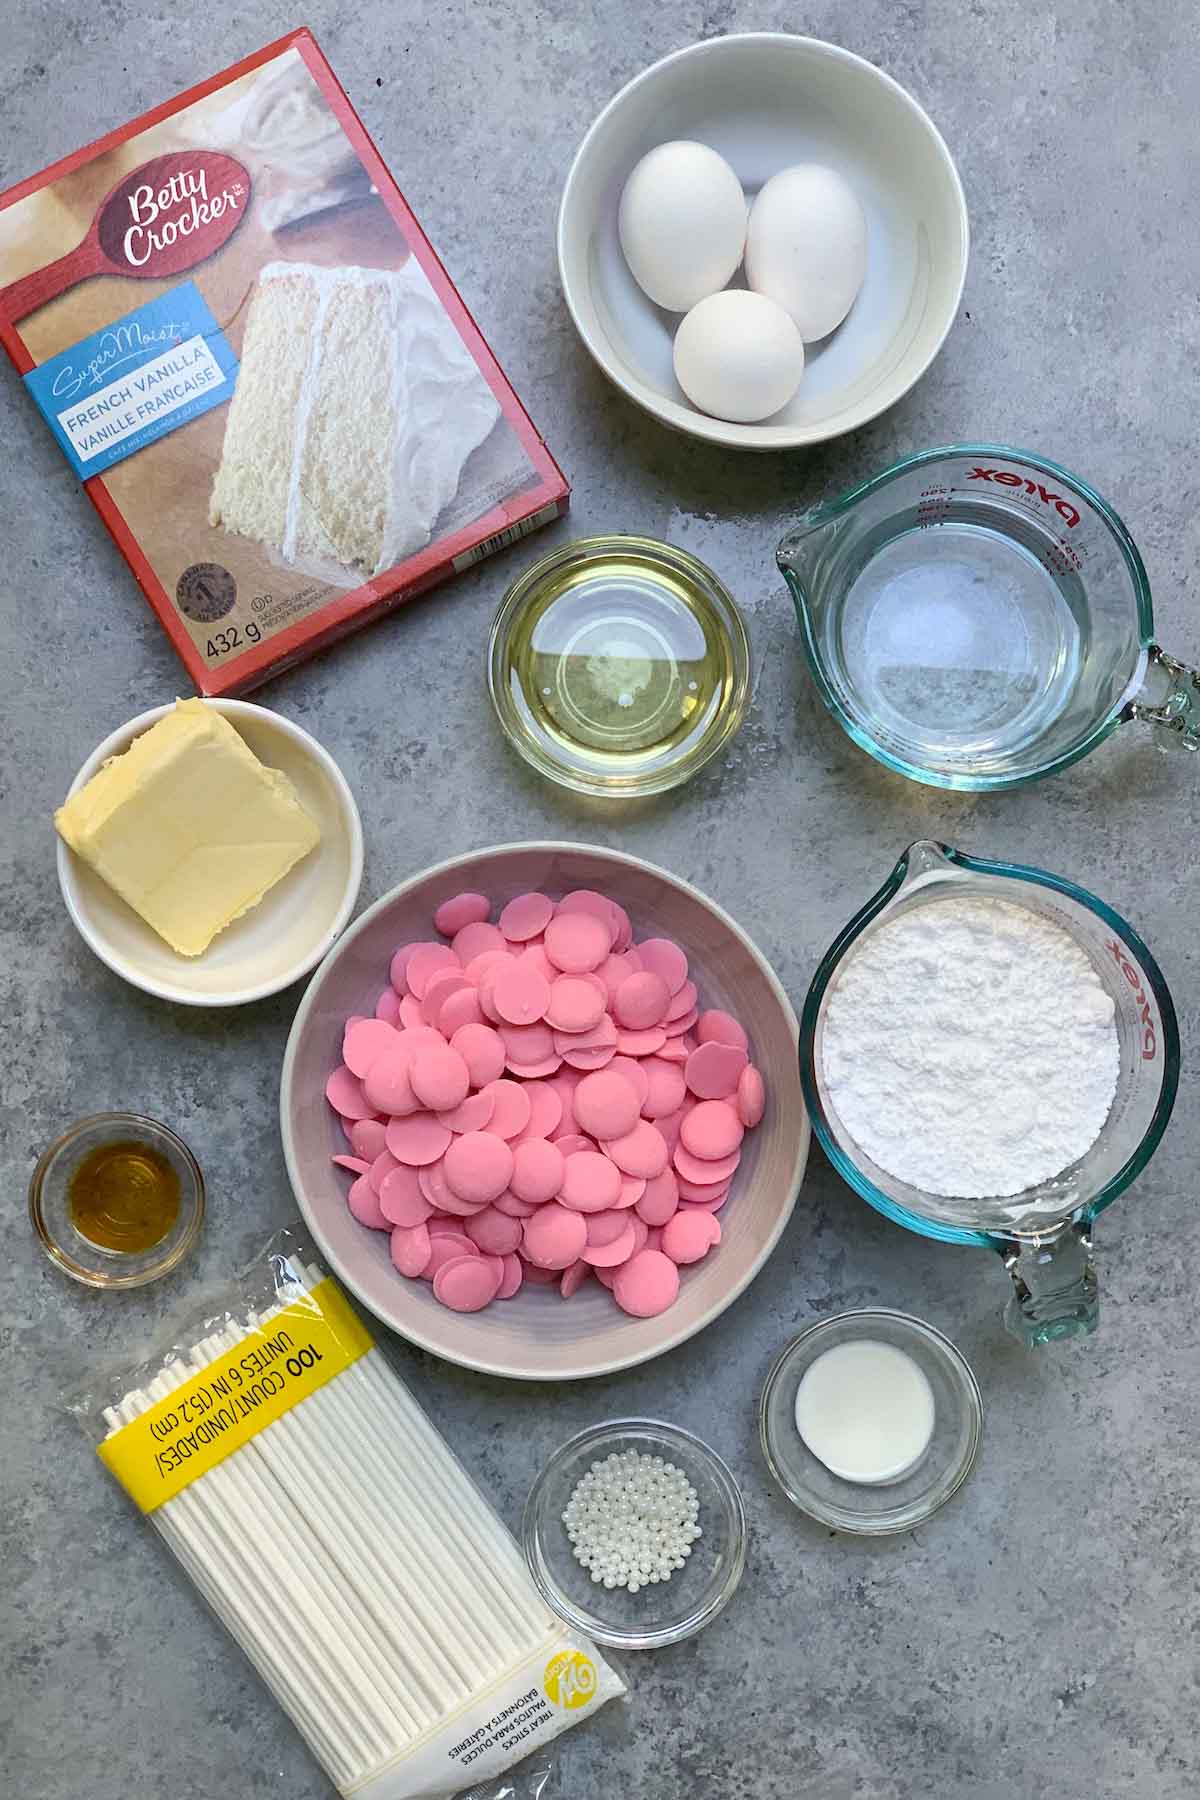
618,141,866,423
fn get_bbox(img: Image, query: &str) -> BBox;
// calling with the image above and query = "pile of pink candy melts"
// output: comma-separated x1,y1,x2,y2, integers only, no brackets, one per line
325,887,766,1318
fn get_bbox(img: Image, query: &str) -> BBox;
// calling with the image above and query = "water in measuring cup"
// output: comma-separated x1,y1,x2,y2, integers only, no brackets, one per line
825,504,1090,769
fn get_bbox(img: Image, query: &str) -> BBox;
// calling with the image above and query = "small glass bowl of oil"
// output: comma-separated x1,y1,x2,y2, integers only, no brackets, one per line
29,1113,204,1288
488,535,751,797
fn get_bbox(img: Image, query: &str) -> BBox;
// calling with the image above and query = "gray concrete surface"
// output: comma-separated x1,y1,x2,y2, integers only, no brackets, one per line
4,3,1200,1796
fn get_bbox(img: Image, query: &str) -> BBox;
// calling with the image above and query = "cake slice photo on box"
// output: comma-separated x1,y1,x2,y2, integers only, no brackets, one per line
210,257,505,581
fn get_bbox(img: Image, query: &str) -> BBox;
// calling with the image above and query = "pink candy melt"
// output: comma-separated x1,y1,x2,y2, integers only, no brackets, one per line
433,892,490,936
436,1090,495,1134
497,1253,524,1299
636,937,689,995
523,1202,587,1269
674,1143,741,1187
679,1099,744,1161
390,1222,432,1278
581,1220,638,1267
641,1056,687,1118
613,1250,679,1317
519,1081,563,1140
385,1113,453,1166
328,885,766,1319
425,1232,477,1277
614,970,671,1030
410,1045,471,1112
608,1054,649,1108
560,1260,591,1298
450,1024,507,1088
603,1120,670,1179
439,987,484,1035
406,943,459,998
662,1210,720,1264
636,1168,679,1226
492,962,552,1026
349,1118,388,1162
560,1151,622,1212
379,1164,432,1227
326,1066,373,1119
465,1206,524,1255
685,1040,748,1100
443,1132,514,1204
452,920,507,962
363,1050,417,1116
499,891,555,941
433,1256,501,1311
696,1009,749,1051
348,1175,388,1229
374,988,402,1026
573,1068,642,1140
545,975,607,1033
544,911,611,973
343,1018,400,1078
511,1138,565,1204
481,1079,532,1139
737,1064,766,1128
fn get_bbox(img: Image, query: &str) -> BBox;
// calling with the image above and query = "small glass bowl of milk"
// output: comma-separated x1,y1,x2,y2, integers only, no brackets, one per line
759,1310,982,1533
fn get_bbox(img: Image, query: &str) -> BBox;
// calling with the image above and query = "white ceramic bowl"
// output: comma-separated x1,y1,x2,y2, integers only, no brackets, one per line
57,700,363,1006
558,33,969,449
281,843,808,1380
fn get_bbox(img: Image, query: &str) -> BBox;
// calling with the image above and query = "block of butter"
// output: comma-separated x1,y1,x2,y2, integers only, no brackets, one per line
55,699,321,957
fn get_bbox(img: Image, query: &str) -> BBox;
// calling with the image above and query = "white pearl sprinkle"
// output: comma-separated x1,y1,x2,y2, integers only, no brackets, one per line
563,1450,702,1593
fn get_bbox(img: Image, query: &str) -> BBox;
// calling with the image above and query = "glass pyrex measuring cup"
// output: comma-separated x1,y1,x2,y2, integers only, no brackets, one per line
800,842,1179,1344
777,444,1200,789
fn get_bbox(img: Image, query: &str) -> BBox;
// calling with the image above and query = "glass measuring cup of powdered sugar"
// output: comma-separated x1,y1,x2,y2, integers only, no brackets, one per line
777,445,1200,789
800,843,1179,1346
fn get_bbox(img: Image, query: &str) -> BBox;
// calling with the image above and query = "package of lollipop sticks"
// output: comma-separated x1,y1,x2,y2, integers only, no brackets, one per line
69,1230,624,1798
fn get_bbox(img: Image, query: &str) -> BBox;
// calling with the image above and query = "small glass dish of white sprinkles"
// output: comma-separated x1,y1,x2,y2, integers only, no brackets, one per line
522,1418,746,1649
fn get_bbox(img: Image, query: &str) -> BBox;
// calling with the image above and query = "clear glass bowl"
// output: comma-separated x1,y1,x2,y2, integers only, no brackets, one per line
522,1418,747,1648
760,1311,982,1534
776,443,1200,789
488,535,751,798
799,840,1179,1346
29,1112,205,1288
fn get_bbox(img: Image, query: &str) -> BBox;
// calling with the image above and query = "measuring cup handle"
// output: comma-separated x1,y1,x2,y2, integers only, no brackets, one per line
1126,646,1200,751
1000,1220,1099,1346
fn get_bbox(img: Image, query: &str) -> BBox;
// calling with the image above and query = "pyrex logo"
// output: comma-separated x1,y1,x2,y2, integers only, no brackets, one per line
1107,938,1157,1061
968,466,1081,528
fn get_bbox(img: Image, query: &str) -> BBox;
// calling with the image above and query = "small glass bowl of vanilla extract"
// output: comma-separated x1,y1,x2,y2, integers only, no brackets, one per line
29,1113,204,1288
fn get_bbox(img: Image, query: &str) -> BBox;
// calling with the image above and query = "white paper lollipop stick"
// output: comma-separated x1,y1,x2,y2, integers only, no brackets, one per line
191,1329,433,1738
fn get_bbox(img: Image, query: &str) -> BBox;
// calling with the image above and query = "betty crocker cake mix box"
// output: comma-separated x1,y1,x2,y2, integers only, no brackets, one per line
0,28,568,695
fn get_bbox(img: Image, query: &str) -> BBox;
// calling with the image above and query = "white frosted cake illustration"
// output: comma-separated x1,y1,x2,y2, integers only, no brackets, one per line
210,259,501,576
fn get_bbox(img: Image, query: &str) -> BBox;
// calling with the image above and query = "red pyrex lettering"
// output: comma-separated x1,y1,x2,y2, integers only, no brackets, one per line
1107,938,1157,1060
968,466,1080,527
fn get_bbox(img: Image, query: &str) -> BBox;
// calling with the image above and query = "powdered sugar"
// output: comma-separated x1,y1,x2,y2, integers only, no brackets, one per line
821,896,1119,1199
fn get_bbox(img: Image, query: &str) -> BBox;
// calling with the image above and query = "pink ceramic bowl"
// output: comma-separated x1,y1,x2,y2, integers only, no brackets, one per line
280,842,808,1380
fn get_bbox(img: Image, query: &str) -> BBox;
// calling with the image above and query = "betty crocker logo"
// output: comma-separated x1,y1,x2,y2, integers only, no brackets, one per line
0,150,250,327
1107,938,1157,1061
968,465,1081,528
99,151,250,274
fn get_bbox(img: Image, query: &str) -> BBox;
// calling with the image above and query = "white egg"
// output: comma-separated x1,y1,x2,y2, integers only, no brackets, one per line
618,140,747,313
673,289,805,423
745,164,867,342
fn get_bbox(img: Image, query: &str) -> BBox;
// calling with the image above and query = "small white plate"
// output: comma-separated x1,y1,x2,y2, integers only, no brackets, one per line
558,33,969,450
57,700,363,1007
